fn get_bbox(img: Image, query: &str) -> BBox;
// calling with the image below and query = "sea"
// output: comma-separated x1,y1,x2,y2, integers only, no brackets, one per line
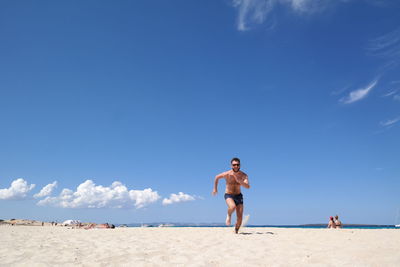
120,223,398,229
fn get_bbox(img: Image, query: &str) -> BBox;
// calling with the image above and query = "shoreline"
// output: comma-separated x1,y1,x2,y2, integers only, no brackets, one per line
2,219,398,229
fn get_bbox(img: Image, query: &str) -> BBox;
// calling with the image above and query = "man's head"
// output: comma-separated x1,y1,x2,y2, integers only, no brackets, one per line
231,157,241,172
335,215,339,220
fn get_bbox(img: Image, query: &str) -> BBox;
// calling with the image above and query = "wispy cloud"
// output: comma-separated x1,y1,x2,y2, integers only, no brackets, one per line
34,181,57,198
232,0,274,31
231,1,398,31
382,89,398,97
0,179,35,200
367,27,400,68
380,116,400,127
331,84,351,96
367,27,400,57
231,0,346,31
162,192,196,205
37,180,160,209
289,0,332,13
381,85,400,101
339,79,378,104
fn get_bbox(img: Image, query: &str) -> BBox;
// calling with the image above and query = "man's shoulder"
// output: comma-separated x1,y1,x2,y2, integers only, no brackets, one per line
224,170,233,175
240,171,248,176
218,170,232,177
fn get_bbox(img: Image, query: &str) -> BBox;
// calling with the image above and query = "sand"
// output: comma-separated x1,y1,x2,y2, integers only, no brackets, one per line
0,225,399,266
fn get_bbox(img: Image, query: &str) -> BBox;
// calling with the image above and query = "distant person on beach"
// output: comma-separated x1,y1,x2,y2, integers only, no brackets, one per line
334,215,342,228
212,157,250,234
328,216,336,228
84,223,115,230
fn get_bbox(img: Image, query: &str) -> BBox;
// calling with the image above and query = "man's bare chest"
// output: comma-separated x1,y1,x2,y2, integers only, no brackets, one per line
226,174,241,185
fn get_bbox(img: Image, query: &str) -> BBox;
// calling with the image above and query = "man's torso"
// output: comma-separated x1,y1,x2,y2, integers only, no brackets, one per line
224,170,247,194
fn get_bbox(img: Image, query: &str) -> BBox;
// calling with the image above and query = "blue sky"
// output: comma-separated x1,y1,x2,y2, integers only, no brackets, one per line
1,0,399,225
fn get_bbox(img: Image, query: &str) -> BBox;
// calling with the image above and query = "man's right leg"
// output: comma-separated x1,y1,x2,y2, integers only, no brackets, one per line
225,198,236,226
235,204,243,234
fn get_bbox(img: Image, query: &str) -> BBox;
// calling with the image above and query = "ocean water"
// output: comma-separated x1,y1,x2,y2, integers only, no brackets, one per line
247,225,398,229
123,224,398,229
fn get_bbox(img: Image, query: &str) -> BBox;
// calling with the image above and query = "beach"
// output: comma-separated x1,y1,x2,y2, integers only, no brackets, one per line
0,225,399,266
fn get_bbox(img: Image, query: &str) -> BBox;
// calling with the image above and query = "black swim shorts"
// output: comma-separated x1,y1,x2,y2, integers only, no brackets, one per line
224,193,243,206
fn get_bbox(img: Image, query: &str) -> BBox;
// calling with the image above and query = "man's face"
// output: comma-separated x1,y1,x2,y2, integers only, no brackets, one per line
231,161,240,172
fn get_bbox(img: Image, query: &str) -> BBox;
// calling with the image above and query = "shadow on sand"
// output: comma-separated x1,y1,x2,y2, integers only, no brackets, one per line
239,231,275,235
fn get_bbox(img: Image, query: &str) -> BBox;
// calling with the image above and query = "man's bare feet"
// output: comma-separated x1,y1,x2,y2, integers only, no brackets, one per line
226,214,231,226
235,227,239,234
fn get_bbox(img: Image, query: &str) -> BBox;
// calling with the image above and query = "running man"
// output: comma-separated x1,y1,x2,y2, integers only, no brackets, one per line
212,158,250,233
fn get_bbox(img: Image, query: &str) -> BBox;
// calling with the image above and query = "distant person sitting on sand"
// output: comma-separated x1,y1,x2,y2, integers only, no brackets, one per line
328,216,336,228
84,223,115,230
334,215,342,228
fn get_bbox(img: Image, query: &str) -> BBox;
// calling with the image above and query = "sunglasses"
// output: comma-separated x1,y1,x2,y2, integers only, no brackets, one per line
232,164,240,166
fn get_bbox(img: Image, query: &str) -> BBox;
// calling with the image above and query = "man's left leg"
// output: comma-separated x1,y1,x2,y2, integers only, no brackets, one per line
235,204,243,234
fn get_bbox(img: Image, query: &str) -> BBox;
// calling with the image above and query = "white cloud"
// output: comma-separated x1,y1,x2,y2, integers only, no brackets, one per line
37,180,160,209
34,181,58,198
339,79,378,104
367,27,400,72
232,0,338,31
367,27,400,59
380,116,400,127
331,84,351,96
233,0,274,31
231,1,395,31
382,90,398,97
0,178,35,200
129,188,161,209
162,192,196,206
288,0,328,13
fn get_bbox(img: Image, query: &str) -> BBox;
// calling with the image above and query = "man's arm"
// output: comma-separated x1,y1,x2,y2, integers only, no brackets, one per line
212,172,226,196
